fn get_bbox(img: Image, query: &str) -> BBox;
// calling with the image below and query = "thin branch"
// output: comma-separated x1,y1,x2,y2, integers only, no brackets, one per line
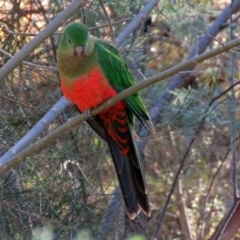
99,0,115,42
210,80,240,104
221,13,240,29
211,2,239,239
1,202,72,230
154,128,199,239
0,0,160,171
201,135,240,239
2,18,133,36
97,0,159,230
0,93,34,109
0,97,71,167
0,49,58,71
154,78,240,239
89,18,132,31
229,0,238,199
168,128,192,240
115,0,159,48
0,0,160,179
0,0,87,81
1,37,240,174
203,32,240,56
200,148,230,239
34,0,58,62
136,0,240,141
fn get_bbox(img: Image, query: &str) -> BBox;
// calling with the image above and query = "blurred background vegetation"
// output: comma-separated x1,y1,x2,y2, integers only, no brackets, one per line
1,0,240,239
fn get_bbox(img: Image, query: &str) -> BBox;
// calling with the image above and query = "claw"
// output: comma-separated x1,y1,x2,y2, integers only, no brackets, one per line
85,109,94,119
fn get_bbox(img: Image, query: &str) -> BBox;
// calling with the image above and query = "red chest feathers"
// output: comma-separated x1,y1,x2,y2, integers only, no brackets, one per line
61,66,117,112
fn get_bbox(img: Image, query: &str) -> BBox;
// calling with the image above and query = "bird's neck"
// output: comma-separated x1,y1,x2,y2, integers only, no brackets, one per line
58,49,98,82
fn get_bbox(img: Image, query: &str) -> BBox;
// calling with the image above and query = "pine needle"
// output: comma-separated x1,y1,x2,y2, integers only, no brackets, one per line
147,120,157,137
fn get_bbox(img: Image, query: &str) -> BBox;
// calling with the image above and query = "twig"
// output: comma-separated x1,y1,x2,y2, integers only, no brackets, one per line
221,13,240,29
210,80,240,104
205,33,238,55
229,1,238,199
0,49,57,71
0,93,34,109
89,18,132,31
96,0,159,230
211,2,239,239
154,77,240,239
64,159,95,189
200,65,223,239
0,0,87,81
1,202,72,230
99,0,115,42
168,128,192,240
34,0,58,62
2,18,133,36
115,0,159,48
154,127,200,239
136,0,240,142
84,0,94,8
1,37,240,174
200,148,230,239
0,97,71,168
0,0,160,170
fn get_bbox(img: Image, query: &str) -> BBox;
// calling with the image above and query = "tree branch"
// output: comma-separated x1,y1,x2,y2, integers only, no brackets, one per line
0,97,71,167
154,81,240,240
115,0,159,48
99,0,115,42
229,0,238,200
1,37,240,175
0,0,87,81
136,0,240,141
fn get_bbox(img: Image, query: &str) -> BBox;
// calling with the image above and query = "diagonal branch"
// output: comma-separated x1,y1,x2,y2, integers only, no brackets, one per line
99,0,115,42
0,0,87,81
1,37,240,175
0,0,159,175
154,80,240,239
0,97,71,167
136,0,240,141
115,0,159,48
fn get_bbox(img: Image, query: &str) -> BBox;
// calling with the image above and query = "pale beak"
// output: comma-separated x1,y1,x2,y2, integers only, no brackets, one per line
75,45,84,56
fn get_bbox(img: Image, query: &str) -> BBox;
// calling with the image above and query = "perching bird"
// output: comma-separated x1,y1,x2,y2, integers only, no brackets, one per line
57,22,155,219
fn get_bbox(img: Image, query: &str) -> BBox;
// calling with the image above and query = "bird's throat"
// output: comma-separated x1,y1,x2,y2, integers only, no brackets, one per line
57,49,97,80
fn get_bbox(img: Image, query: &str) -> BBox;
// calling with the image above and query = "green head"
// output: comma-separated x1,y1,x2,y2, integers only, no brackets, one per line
58,22,94,57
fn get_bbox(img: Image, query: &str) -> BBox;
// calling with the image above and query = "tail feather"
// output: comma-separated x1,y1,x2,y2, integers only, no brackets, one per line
97,103,150,219
128,133,150,216
105,124,150,219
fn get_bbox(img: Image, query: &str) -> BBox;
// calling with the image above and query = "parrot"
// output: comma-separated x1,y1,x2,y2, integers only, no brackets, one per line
57,22,155,220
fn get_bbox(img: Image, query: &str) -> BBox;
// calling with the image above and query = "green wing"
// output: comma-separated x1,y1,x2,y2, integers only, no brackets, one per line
94,39,150,126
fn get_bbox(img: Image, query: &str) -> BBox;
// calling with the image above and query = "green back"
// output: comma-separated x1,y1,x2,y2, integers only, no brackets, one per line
94,39,150,127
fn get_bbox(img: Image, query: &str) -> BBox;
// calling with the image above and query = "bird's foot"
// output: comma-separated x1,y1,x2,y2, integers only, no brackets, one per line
85,109,94,119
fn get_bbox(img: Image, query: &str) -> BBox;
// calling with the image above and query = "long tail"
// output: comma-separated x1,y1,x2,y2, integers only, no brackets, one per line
100,106,150,219
106,131,150,219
